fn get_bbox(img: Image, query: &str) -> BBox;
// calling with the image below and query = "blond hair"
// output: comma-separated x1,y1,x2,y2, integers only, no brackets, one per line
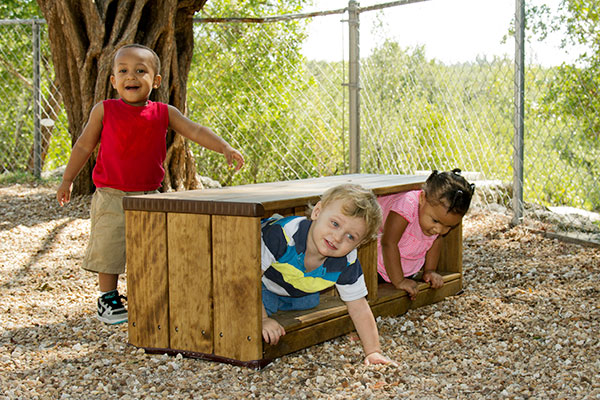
312,183,382,244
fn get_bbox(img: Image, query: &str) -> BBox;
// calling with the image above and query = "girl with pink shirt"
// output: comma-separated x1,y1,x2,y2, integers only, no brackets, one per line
377,169,475,299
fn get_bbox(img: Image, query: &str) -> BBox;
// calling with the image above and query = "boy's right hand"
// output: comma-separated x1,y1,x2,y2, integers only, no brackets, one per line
395,278,418,300
262,317,285,345
364,351,398,367
56,180,73,207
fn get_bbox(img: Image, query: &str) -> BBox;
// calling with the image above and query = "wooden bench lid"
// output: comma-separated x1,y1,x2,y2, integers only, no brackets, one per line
122,174,426,217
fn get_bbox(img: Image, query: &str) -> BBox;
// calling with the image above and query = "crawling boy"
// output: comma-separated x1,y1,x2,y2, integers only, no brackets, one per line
260,184,395,366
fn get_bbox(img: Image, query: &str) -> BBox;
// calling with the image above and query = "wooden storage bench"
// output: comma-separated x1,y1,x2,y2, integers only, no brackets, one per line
122,174,463,368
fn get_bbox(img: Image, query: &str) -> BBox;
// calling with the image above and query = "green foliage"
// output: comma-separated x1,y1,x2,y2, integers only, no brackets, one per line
184,1,600,211
42,107,71,171
0,0,41,19
525,0,599,210
0,20,67,175
0,22,35,173
525,0,599,136
187,0,313,185
361,42,514,181
1,0,598,215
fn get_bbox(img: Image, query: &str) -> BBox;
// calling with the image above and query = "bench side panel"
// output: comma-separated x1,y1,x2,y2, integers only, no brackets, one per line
126,210,169,348
167,213,213,353
212,215,262,361
438,222,463,274
357,239,378,301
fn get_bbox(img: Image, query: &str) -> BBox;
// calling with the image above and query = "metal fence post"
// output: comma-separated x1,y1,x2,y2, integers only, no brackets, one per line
33,20,41,178
512,0,525,226
348,0,360,173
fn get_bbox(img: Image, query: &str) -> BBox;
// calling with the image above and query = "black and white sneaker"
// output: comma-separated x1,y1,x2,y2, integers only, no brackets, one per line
97,290,128,324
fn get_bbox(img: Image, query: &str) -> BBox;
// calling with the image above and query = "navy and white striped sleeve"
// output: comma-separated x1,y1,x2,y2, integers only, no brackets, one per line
335,250,368,301
261,217,287,272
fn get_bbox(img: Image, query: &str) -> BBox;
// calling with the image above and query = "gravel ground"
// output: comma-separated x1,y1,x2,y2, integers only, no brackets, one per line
1,183,599,399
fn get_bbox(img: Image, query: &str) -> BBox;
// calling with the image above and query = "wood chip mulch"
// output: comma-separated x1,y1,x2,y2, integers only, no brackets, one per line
1,183,598,399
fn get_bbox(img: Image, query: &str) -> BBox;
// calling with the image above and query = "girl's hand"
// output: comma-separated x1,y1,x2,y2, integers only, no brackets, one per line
396,278,418,300
423,271,444,289
262,317,285,345
364,351,398,367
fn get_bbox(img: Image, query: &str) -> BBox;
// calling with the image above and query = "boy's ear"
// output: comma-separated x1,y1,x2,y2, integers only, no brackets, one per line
310,201,322,221
110,75,116,89
153,74,162,89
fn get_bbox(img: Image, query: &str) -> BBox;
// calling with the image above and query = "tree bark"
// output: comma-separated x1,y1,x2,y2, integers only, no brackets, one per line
36,0,207,194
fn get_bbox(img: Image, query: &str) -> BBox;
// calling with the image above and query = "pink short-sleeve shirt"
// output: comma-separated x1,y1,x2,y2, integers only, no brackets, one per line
376,190,438,281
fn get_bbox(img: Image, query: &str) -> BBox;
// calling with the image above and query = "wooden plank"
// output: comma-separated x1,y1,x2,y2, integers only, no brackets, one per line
438,223,463,274
263,312,356,360
264,277,463,359
276,273,461,333
123,174,427,216
294,206,308,216
372,278,463,318
126,211,169,349
409,277,463,309
362,178,424,196
259,175,425,212
270,294,348,332
272,273,461,334
357,239,378,301
212,215,262,361
167,213,213,353
124,197,266,217
374,272,462,304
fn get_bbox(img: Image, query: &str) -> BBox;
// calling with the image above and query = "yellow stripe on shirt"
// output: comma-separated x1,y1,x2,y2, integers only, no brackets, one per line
271,262,334,293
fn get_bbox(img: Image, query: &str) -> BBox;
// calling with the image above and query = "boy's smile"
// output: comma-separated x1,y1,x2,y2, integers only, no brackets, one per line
110,47,161,106
306,199,367,263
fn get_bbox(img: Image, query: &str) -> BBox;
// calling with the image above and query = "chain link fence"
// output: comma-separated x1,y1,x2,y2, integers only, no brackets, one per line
188,12,348,185
0,19,69,178
0,1,598,242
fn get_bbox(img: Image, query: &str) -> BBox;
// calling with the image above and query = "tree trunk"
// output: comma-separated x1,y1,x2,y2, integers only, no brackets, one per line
36,0,207,194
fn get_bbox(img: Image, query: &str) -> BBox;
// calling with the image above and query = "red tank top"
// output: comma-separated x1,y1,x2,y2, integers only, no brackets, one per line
93,99,169,191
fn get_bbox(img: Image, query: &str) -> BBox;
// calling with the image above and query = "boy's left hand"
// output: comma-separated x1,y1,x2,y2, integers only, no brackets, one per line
423,271,444,289
223,145,245,171
364,351,398,367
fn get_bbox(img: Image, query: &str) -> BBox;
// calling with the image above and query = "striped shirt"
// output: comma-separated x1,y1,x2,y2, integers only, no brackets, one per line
261,216,368,302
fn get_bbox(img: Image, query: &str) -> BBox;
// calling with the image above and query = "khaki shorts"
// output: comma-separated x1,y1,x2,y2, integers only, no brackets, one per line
82,187,156,275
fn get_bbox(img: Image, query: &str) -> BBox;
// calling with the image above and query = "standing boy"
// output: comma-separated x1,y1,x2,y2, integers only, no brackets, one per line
57,44,244,324
261,184,396,366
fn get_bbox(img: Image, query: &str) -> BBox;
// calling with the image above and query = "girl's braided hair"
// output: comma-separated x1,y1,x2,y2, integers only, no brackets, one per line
422,169,476,216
